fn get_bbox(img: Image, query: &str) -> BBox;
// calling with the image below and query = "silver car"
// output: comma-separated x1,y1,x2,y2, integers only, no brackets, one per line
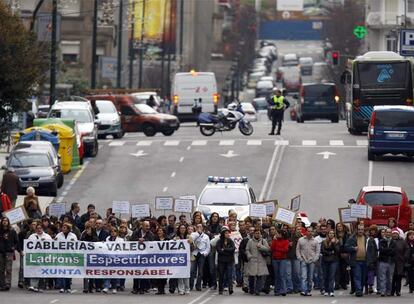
95,100,123,139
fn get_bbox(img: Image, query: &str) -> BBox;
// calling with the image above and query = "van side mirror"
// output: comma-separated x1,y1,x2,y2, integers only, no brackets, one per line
348,199,356,205
409,200,414,205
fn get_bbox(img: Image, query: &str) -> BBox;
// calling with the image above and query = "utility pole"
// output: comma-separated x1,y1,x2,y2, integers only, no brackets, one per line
116,0,123,88
404,0,407,28
179,0,184,61
138,0,146,88
160,0,168,97
49,0,57,105
91,0,98,89
166,0,173,98
129,0,135,89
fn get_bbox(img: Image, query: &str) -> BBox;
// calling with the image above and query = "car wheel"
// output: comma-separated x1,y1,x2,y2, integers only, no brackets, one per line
162,129,174,136
113,130,124,139
98,134,106,139
57,173,64,188
331,116,339,123
143,124,156,137
89,140,99,157
49,183,58,197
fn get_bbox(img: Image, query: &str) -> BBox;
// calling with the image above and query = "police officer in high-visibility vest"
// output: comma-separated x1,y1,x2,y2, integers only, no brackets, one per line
268,89,290,135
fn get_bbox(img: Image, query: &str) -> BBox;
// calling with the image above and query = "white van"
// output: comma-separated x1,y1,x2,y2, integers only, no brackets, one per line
171,72,219,119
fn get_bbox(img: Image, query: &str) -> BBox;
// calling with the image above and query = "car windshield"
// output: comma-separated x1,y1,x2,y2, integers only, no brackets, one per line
364,192,402,206
50,109,92,123
96,101,116,113
375,111,414,128
357,62,408,89
200,187,249,205
133,103,158,114
9,153,51,168
304,85,335,98
256,81,273,89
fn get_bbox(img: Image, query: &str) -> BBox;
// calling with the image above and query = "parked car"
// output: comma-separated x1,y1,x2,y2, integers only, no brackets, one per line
130,91,162,112
48,101,99,157
282,53,299,66
12,141,64,188
299,57,313,76
281,66,302,92
349,186,413,231
255,80,274,98
247,72,265,89
241,103,258,122
3,149,60,196
368,105,414,160
295,83,340,123
95,100,123,139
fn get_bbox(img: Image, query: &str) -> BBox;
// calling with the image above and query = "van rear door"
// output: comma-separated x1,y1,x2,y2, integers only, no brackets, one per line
374,110,414,143
303,84,336,112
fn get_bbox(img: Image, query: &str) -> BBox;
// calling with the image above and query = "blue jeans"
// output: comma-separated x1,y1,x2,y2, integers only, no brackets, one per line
300,262,315,294
352,261,367,294
377,261,394,295
208,251,217,288
313,258,324,290
248,275,265,294
286,259,301,292
56,278,71,290
322,261,338,293
104,279,119,289
272,259,288,295
190,253,206,290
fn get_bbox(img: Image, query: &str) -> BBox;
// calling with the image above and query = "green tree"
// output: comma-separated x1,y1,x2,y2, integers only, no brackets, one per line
0,2,48,121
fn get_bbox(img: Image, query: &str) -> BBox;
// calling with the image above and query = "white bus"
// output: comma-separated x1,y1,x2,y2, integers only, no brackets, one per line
171,71,219,120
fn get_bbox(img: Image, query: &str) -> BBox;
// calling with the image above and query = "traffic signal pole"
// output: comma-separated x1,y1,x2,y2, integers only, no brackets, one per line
49,0,57,105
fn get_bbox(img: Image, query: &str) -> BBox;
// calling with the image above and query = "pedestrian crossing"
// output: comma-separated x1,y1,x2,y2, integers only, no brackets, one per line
102,139,369,148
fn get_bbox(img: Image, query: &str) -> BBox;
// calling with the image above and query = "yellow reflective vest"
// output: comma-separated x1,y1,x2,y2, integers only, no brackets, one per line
271,96,284,110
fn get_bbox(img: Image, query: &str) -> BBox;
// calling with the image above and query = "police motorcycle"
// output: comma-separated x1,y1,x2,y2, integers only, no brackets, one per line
196,100,254,136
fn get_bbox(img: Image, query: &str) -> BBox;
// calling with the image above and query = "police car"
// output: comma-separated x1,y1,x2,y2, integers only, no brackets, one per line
197,176,257,220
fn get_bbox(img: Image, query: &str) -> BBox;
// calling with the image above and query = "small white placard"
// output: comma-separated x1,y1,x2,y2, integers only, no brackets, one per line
275,207,297,226
155,197,174,210
264,202,276,216
48,202,66,217
131,204,150,218
179,195,197,207
290,195,301,212
339,207,358,223
3,206,27,225
112,201,130,214
174,199,193,213
350,204,367,218
249,204,267,218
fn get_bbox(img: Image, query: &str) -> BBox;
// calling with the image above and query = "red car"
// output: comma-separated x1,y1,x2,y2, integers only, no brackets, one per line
349,186,413,231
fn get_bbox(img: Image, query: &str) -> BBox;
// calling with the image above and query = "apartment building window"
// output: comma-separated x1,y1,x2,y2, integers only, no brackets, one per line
59,0,80,17
369,0,381,12
61,41,80,64
408,0,414,12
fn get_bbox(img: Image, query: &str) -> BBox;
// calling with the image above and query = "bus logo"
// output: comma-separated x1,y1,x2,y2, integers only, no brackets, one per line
377,68,393,83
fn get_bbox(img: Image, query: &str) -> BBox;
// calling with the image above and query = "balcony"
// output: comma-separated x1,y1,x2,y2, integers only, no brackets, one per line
366,11,401,29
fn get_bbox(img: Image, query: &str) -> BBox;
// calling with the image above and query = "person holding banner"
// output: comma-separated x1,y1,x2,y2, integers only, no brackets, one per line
103,227,123,294
155,227,169,295
80,222,99,293
55,223,78,293
174,224,190,295
216,227,235,295
189,224,210,291
28,222,52,293
0,217,18,291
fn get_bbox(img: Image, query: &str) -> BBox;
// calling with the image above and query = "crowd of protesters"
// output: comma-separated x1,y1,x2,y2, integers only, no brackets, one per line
1,191,414,297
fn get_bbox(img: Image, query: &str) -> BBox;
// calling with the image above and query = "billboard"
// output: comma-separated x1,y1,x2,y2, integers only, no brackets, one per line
277,0,304,11
133,0,176,54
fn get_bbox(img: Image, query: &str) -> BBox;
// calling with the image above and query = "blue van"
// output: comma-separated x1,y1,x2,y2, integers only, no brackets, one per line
368,106,414,161
295,83,340,123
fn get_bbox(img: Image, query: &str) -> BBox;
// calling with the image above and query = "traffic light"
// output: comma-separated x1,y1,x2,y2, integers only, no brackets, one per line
332,51,340,66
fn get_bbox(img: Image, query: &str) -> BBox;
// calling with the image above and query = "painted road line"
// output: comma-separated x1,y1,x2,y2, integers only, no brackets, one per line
187,146,191,151
290,145,365,148
198,295,216,304
219,140,235,146
164,140,180,146
247,140,262,146
259,145,280,201
163,187,168,192
50,300,59,304
186,290,212,304
108,141,125,146
179,157,184,162
275,140,289,146
368,161,373,186
329,140,344,146
136,141,152,146
192,140,207,146
171,172,176,178
357,139,368,146
266,144,286,199
302,140,316,146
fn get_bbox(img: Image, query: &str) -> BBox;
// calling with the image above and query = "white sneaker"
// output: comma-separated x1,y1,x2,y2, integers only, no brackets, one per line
28,286,35,292
185,290,190,294
330,292,334,297
112,289,117,294
179,291,184,295
103,288,109,294
324,292,329,296
66,289,72,293
60,289,65,293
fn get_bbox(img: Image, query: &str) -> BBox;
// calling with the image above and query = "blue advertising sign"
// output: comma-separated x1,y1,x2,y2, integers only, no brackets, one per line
400,29,414,56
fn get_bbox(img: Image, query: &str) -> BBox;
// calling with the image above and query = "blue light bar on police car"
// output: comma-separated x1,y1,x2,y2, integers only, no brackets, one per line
208,176,248,183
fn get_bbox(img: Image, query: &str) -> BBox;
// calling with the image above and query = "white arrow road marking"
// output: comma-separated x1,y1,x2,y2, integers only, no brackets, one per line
220,150,239,158
129,150,148,157
317,151,336,159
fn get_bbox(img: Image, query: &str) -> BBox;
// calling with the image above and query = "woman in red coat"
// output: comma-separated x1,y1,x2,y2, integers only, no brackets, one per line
271,229,290,296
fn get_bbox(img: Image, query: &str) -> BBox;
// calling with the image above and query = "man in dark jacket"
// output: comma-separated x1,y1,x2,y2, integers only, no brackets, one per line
1,169,19,206
0,216,19,291
61,202,82,231
216,227,235,295
391,229,408,296
378,228,394,296
131,221,155,294
345,225,368,297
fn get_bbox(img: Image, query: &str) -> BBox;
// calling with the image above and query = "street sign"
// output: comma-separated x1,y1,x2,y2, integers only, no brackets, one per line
400,29,414,56
353,25,367,39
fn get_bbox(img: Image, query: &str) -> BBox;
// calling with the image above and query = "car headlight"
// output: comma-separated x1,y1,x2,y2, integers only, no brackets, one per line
160,119,166,124
111,118,120,124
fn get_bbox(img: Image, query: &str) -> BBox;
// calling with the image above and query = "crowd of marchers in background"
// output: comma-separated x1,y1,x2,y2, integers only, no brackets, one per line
1,188,414,297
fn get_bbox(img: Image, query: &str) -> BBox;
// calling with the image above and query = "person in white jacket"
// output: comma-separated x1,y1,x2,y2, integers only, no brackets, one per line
55,223,78,293
28,222,52,292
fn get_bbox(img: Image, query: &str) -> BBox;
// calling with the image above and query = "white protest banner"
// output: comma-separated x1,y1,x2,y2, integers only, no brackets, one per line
338,207,357,223
112,201,130,214
24,240,190,279
275,207,297,226
155,197,174,210
131,204,150,218
367,205,373,220
257,200,278,216
290,195,301,212
350,204,367,218
249,204,267,218
3,206,27,225
179,195,197,207
174,199,193,214
48,202,66,218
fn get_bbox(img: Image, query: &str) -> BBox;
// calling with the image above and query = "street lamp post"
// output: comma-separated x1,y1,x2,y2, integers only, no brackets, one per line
91,0,98,89
49,0,57,105
138,0,146,88
129,0,135,89
116,0,123,88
